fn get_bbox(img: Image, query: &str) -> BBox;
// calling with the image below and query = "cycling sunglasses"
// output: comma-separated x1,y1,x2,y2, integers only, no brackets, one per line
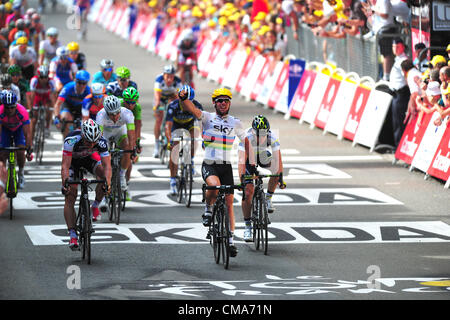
107,110,120,116
5,104,17,109
125,100,136,105
93,94,103,99
103,68,113,72
76,80,88,85
119,77,129,82
214,98,230,104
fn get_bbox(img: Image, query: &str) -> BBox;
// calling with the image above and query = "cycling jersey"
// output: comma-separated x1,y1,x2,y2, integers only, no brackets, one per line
63,130,109,160
106,80,138,98
119,98,141,121
96,107,135,145
238,127,280,170
177,39,197,57
58,81,91,115
30,76,56,107
82,93,105,120
39,39,61,64
74,52,87,70
0,103,30,132
9,46,37,68
14,78,30,104
92,71,117,86
153,73,182,104
201,111,246,163
166,99,202,129
49,56,78,86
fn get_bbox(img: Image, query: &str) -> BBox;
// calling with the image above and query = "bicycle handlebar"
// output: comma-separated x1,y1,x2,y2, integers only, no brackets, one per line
202,183,246,203
66,179,106,186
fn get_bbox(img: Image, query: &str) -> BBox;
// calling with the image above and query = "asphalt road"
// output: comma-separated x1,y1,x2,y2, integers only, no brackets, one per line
0,1,449,306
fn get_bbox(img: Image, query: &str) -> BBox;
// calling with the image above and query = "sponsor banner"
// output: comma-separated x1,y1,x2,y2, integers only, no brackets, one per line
432,0,450,31
94,0,111,24
268,62,289,110
201,39,223,78
208,40,233,83
411,112,448,173
25,221,450,245
323,80,358,137
221,48,249,90
154,25,168,55
250,56,271,101
300,72,330,125
274,72,290,114
235,51,257,93
427,119,450,183
116,7,130,38
197,38,215,76
256,60,284,106
218,43,237,84
130,14,149,46
87,0,105,23
240,54,267,99
288,69,317,119
101,3,116,29
288,59,306,107
313,77,341,129
411,28,430,59
107,6,124,33
145,18,159,52
341,85,371,141
395,112,433,165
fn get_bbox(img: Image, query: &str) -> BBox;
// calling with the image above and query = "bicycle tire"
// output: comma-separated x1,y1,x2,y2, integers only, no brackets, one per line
177,166,184,204
253,197,261,250
108,171,117,222
261,195,269,255
85,200,92,265
121,190,126,211
38,113,45,164
115,172,122,225
9,197,13,220
221,203,230,269
184,164,192,207
211,208,220,264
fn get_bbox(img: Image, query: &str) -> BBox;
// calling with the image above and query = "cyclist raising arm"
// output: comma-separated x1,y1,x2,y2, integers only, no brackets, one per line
61,119,111,250
238,115,285,242
178,86,246,258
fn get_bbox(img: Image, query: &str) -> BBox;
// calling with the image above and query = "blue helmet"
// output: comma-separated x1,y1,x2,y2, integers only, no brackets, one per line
75,70,90,82
1,90,18,105
180,84,195,100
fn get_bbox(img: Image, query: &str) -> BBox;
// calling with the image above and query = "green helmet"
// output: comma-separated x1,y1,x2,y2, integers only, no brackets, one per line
123,87,139,101
116,66,130,79
7,64,21,75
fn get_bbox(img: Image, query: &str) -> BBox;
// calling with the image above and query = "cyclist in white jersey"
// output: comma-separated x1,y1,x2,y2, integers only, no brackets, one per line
96,95,136,202
178,86,246,258
39,27,61,66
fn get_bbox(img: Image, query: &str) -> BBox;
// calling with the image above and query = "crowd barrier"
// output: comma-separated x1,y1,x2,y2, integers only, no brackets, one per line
87,0,450,189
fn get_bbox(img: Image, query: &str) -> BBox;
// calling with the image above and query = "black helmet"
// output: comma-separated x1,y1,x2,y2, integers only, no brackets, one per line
252,115,270,133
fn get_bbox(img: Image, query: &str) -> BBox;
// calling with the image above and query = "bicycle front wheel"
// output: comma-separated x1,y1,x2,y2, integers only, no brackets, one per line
115,173,122,225
221,204,230,269
184,164,193,207
177,168,184,204
260,193,269,255
252,197,261,250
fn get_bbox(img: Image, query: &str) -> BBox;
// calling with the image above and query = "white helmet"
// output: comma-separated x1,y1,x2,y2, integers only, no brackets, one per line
91,82,105,96
100,59,114,69
103,95,121,114
56,46,68,57
81,119,102,142
46,27,58,37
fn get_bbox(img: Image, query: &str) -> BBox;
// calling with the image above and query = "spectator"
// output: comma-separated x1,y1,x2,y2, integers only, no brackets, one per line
413,42,428,74
128,0,138,38
389,37,410,148
401,59,422,121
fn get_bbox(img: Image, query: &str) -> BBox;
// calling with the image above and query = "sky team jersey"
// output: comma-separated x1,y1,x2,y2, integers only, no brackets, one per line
58,81,91,107
106,80,138,98
153,74,182,103
166,99,202,124
96,107,135,133
0,103,30,132
201,111,246,163
29,76,56,95
92,71,117,86
238,127,280,157
49,56,78,85
63,130,109,159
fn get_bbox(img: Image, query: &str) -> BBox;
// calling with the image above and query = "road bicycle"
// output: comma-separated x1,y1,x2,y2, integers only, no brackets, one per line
0,136,29,220
203,183,245,269
32,104,47,164
158,102,170,165
65,168,105,265
172,136,202,207
243,172,284,255
105,138,134,225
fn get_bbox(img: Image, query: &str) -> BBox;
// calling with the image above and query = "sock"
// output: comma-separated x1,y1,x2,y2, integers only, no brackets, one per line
204,205,212,215
244,218,252,227
229,232,234,245
120,169,126,177
19,168,24,176
69,229,77,238
170,177,176,184
266,191,273,199
92,200,99,208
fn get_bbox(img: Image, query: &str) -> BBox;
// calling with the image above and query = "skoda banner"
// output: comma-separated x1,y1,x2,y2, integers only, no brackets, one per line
288,59,306,107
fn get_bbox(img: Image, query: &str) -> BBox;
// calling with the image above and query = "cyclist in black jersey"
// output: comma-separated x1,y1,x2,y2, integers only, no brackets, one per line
61,119,111,251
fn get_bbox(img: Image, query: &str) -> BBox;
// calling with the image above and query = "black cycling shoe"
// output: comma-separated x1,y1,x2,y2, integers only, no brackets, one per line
229,244,238,257
202,213,212,227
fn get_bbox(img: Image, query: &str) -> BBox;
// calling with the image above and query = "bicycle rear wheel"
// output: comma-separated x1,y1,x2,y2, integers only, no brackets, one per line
108,172,117,222
184,164,193,207
83,200,92,264
211,207,220,264
221,204,230,269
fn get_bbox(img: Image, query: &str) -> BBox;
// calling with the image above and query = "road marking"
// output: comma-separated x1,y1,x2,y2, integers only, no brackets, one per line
24,221,450,246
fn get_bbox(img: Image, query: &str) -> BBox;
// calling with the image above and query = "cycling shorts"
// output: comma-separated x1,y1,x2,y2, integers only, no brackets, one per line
0,127,25,148
102,125,128,148
69,154,102,180
178,52,196,65
61,101,82,118
201,162,235,194
33,93,52,108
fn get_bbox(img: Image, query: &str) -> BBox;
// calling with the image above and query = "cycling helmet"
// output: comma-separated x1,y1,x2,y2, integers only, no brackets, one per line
16,36,28,45
37,65,49,78
182,29,194,41
75,70,90,82
91,82,105,96
14,30,26,40
56,46,68,57
163,64,176,75
46,27,58,37
12,0,21,11
100,59,114,69
4,2,11,12
116,66,130,79
67,41,79,52
1,90,17,105
211,87,232,100
179,84,195,100
122,87,139,101
0,5,5,13
81,119,102,143
103,95,121,114
7,64,21,75
252,115,270,133
26,8,36,17
1,74,12,87
31,13,40,21
15,18,25,29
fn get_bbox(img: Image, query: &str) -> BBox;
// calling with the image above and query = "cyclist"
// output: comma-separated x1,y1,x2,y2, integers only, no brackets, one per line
95,95,136,194
29,65,57,139
92,59,117,86
120,87,141,199
81,82,105,121
0,74,21,104
9,36,38,81
153,64,182,158
29,13,45,55
53,70,91,137
0,91,33,189
61,119,111,250
75,0,91,40
176,29,197,87
49,46,78,93
39,27,61,66
105,66,137,98
178,87,246,258
238,115,286,242
165,85,202,195
67,41,87,71
7,64,30,110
